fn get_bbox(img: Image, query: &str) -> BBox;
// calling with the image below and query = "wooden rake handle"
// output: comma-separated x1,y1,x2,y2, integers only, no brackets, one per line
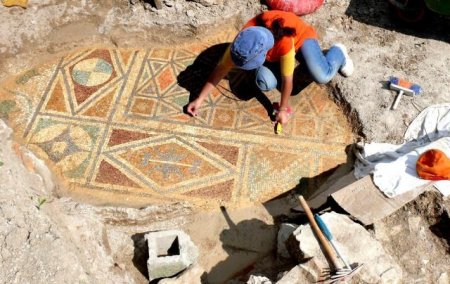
298,195,341,270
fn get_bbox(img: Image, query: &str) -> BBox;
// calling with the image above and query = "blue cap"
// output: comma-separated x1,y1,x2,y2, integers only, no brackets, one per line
230,27,274,70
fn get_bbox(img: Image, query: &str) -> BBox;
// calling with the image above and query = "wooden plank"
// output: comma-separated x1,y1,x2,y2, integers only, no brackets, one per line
331,174,433,225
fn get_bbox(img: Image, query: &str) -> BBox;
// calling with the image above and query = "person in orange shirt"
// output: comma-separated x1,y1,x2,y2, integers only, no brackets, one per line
187,10,353,125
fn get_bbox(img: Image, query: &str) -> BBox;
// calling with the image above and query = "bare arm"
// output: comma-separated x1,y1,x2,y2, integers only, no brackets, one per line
280,75,293,109
197,64,231,104
277,39,296,124
276,75,293,124
187,59,232,117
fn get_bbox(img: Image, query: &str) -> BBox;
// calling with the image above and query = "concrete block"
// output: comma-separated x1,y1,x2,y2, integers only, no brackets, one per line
145,230,198,281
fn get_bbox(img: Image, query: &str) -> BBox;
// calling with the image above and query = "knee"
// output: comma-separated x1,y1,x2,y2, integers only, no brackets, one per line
255,66,277,91
307,64,333,84
314,75,332,84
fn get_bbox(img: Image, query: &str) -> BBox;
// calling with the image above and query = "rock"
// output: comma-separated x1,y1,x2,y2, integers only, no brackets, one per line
187,0,220,7
292,212,403,283
284,232,302,262
186,9,195,18
247,275,272,284
174,3,182,11
143,2,153,10
158,264,204,284
277,223,298,259
145,229,199,281
153,0,163,9
408,216,421,232
437,272,449,284
276,259,322,284
163,0,174,7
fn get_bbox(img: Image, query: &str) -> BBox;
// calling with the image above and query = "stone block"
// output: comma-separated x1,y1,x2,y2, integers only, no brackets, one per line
292,212,403,283
277,223,298,259
247,275,272,284
145,230,198,281
158,264,204,284
276,259,322,284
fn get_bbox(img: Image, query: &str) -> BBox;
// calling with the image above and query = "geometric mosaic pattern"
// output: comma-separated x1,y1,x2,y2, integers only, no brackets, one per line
0,33,354,209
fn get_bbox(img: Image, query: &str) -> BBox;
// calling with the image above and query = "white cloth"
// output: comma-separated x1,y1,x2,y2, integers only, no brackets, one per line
354,104,450,197
404,103,450,142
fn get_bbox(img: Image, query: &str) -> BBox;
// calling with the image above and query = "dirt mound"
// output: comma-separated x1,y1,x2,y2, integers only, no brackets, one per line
375,190,450,283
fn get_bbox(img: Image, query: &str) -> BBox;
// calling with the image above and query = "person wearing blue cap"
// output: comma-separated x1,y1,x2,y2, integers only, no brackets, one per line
187,10,353,126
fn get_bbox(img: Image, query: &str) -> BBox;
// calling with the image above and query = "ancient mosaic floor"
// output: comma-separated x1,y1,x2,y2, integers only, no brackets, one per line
0,33,354,209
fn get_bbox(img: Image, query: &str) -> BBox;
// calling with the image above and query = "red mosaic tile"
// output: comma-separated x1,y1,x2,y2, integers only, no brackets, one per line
95,160,141,188
198,141,239,166
108,129,152,147
184,179,234,202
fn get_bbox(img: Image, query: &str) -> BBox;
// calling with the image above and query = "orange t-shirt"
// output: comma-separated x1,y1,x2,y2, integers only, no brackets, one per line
243,10,318,62
218,11,317,76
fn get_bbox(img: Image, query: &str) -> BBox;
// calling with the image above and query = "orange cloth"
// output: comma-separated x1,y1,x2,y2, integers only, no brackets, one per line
243,10,318,62
416,149,450,180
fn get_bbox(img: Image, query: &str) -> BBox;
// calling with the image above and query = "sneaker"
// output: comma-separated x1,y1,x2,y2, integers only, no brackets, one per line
334,43,354,77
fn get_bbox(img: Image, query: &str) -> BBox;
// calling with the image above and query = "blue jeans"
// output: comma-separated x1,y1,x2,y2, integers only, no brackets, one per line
255,39,345,90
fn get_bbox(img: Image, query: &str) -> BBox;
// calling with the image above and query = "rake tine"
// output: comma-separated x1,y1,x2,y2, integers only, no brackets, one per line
320,272,332,278
336,269,352,274
315,277,332,284
331,274,348,279
321,268,351,276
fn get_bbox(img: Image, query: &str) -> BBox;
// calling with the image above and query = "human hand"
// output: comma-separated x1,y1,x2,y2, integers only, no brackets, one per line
187,99,203,117
276,110,291,125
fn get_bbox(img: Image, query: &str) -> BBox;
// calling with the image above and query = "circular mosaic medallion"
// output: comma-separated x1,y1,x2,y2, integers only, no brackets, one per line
72,58,113,87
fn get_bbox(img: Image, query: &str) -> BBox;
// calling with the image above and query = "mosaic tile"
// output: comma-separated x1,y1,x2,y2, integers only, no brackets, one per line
212,108,236,128
0,40,354,209
156,66,176,92
131,97,155,116
15,69,40,85
197,141,239,166
184,179,234,202
82,90,115,118
95,160,141,188
293,116,317,137
108,128,152,147
68,49,117,105
45,79,67,113
119,50,133,66
0,100,16,120
149,49,172,60
119,141,222,188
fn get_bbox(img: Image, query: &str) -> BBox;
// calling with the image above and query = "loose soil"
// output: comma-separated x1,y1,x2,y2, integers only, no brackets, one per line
1,0,449,283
